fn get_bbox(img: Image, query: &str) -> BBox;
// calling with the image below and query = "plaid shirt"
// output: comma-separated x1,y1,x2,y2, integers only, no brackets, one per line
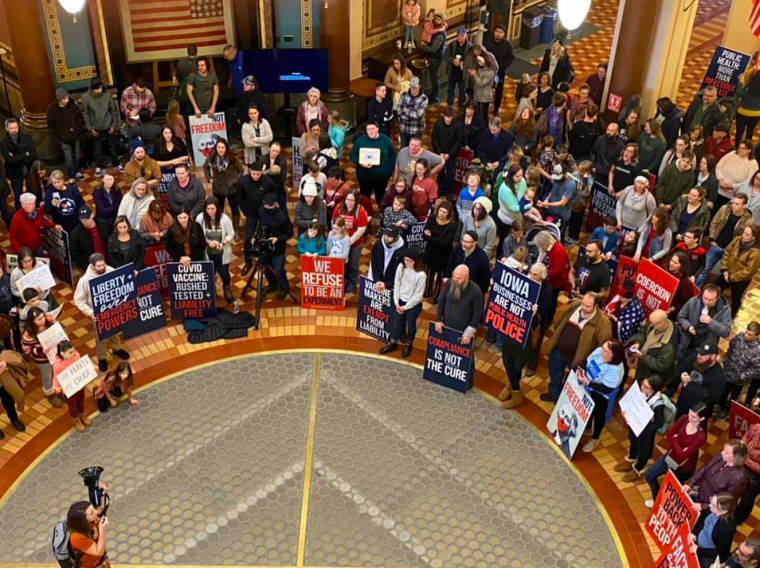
383,206,417,230
397,91,428,136
120,85,157,125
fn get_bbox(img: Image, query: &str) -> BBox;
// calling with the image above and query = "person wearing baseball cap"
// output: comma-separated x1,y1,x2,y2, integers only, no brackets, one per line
69,206,109,271
396,75,428,147
444,27,472,108
675,339,725,420
237,74,270,124
420,12,447,104
368,226,406,293
379,247,427,358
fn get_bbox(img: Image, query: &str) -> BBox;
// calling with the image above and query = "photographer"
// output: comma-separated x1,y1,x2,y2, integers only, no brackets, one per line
67,487,110,568
239,160,276,276
258,194,293,300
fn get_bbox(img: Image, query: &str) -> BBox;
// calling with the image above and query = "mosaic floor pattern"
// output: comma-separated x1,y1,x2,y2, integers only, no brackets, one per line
0,352,623,568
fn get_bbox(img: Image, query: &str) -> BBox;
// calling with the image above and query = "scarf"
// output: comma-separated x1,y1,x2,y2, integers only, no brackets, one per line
211,153,229,172
641,320,673,355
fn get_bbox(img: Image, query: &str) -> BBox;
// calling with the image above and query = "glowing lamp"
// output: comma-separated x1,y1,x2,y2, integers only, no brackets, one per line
558,0,591,31
58,0,86,23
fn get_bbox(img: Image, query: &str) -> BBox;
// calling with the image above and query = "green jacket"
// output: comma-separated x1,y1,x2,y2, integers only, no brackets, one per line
669,195,710,236
637,133,666,175
629,322,677,386
655,163,696,207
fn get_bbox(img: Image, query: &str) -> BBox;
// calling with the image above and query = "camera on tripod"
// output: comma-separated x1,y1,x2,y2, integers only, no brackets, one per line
79,466,110,517
250,224,276,261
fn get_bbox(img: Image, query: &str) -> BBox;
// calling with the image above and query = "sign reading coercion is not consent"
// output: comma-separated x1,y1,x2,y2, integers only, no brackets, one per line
423,323,474,393
89,264,139,342
483,263,540,349
167,261,217,320
355,276,396,343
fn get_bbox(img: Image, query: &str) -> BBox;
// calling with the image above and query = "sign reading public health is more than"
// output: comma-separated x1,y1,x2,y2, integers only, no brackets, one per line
88,264,139,342
355,276,396,343
300,256,345,310
483,263,540,349
167,261,217,320
423,323,474,393
188,112,228,166
701,46,750,98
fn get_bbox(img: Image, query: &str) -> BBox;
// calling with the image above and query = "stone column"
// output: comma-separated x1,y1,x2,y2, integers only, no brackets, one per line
319,0,354,124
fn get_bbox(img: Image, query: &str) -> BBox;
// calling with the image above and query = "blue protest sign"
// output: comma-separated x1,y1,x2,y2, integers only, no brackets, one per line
89,263,138,342
700,46,750,98
403,221,428,253
423,323,474,393
167,261,217,320
483,263,540,349
158,166,176,206
355,276,396,343
123,268,167,339
586,181,616,232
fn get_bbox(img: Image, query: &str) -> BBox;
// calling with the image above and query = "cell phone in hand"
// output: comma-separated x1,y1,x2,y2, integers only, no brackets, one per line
628,347,642,355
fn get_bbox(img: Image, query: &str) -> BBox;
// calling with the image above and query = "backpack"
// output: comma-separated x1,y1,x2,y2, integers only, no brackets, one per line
652,395,677,435
52,520,80,568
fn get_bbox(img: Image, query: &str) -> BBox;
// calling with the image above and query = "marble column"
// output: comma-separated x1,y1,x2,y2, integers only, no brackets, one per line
320,0,355,124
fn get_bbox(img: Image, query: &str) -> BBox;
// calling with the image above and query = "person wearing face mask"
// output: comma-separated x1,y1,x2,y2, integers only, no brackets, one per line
117,178,155,230
74,253,131,372
123,145,161,189
682,85,724,139
167,163,206,219
9,193,59,254
44,169,85,233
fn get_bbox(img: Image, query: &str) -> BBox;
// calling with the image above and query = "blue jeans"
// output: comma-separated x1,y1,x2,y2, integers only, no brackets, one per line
404,25,415,43
644,455,692,500
391,300,422,344
695,244,723,287
60,139,80,179
548,350,570,396
266,254,289,291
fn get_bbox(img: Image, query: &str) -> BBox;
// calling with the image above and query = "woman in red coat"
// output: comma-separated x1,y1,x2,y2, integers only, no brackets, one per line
9,193,59,254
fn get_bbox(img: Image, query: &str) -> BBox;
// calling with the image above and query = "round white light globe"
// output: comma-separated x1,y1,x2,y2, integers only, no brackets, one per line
558,0,591,31
58,0,86,16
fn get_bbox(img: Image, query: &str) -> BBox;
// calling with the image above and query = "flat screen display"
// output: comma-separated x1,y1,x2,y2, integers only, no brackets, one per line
244,49,329,94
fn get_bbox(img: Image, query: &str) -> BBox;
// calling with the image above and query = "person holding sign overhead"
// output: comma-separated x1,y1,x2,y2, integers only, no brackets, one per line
379,248,427,358
52,340,91,433
435,264,483,347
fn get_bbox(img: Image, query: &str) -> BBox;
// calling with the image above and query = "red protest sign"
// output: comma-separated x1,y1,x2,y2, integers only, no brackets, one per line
610,255,636,297
144,244,172,297
729,400,760,440
300,256,345,310
634,259,680,316
453,148,474,185
651,523,699,568
646,470,699,552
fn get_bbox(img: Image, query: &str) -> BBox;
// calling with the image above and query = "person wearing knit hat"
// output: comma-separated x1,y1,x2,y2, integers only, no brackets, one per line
461,194,496,256
46,87,85,182
80,76,120,177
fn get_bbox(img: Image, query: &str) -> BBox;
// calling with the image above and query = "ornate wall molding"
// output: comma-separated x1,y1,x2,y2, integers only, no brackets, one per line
301,0,313,47
40,0,96,83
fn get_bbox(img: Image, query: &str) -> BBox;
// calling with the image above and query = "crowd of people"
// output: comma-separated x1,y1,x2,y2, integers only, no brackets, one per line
1,18,760,567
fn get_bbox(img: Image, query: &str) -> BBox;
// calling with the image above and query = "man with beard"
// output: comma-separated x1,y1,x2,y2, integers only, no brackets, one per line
396,77,429,148
368,227,405,291
674,340,725,420
0,118,36,210
435,264,483,347
74,253,131,372
591,122,625,179
726,538,760,568
443,230,490,295
570,240,610,297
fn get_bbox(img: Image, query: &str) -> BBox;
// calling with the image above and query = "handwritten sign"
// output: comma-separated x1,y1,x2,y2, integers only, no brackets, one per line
646,470,699,552
700,46,750,98
423,323,474,393
188,112,228,166
167,261,217,319
546,371,595,459
355,276,396,343
483,263,540,349
38,322,69,365
16,264,56,295
56,355,98,398
41,226,73,286
89,264,138,342
123,268,166,339
619,381,654,437
634,259,679,316
300,256,345,310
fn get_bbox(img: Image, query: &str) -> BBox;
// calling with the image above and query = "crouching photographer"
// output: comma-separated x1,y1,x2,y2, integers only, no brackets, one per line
256,193,293,300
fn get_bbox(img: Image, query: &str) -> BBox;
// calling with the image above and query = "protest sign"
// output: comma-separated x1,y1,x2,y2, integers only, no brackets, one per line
423,323,474,393
729,400,760,440
123,268,167,339
546,371,594,460
144,245,172,296
651,523,700,568
188,112,228,166
586,181,617,231
355,276,396,343
634,259,679,316
646,470,699,552
38,322,69,364
89,264,139,342
292,136,303,189
453,148,474,184
167,261,216,319
619,381,654,437
17,264,56,293
157,166,176,205
41,226,73,286
56,356,98,398
300,256,345,310
5,254,49,272
403,221,428,253
700,46,751,98
483,263,540,349
610,255,636,297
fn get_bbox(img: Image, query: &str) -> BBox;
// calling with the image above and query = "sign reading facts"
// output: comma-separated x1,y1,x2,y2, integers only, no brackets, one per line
729,400,760,440
167,261,217,319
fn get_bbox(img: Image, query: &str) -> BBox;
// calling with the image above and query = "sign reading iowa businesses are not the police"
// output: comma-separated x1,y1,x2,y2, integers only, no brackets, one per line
483,263,540,349
423,323,474,393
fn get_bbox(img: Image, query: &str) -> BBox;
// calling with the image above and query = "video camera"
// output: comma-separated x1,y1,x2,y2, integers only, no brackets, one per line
79,466,110,517
249,224,276,261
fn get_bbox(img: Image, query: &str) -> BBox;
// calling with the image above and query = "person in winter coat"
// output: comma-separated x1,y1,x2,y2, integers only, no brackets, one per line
92,170,122,231
431,109,463,198
443,28,472,108
167,164,206,219
643,402,708,506
263,142,289,208
0,351,32,438
107,216,146,270
476,117,513,173
236,75,270,125
443,230,490,294
483,24,514,115
469,53,496,120
118,178,155,230
9,193,59,254
591,123,625,178
685,440,748,512
0,117,37,210
123,145,161,189
80,77,120,173
655,97,683,150
195,197,238,310
164,209,206,263
677,285,733,355
70,206,110,271
690,493,738,566
655,152,697,209
367,83,394,137
203,137,245,242
46,88,85,180
420,12,447,103
669,187,711,240
738,422,760,524
238,161,275,274
727,323,760,408
258,194,294,300
682,86,724,139
627,309,678,386
736,62,760,145
368,227,406,290
716,225,760,315
44,170,85,233
539,38,574,88
296,88,329,136
697,195,754,286
461,196,496,256
294,180,327,235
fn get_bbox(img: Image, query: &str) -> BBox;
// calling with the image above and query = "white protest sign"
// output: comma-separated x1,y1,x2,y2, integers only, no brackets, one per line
5,254,50,272
37,322,69,365
57,356,98,398
619,381,654,437
17,264,56,295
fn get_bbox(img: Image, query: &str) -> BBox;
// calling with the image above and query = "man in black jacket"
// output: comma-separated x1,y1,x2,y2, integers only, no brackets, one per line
70,206,109,271
591,122,625,178
0,118,36,210
443,28,472,108
368,227,405,291
46,88,85,182
367,83,394,137
476,117,513,173
483,25,515,116
236,75,270,124
431,108,463,199
239,160,276,275
443,230,490,294
258,193,293,300
682,86,724,139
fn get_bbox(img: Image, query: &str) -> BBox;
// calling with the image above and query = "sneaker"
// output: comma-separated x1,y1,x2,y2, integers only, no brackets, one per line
75,172,86,181
94,168,104,178
715,408,730,422
644,499,654,509
113,349,130,360
582,439,599,453
98,359,108,372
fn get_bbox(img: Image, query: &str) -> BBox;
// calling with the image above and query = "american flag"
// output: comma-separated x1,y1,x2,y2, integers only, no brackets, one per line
752,0,760,37
128,0,228,53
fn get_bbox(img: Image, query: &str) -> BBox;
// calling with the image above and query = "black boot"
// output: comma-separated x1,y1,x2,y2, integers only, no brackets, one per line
379,343,398,355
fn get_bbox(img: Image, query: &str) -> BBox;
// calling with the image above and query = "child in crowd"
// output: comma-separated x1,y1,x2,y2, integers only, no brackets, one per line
324,167,351,225
94,361,139,412
52,340,91,432
420,9,446,44
504,245,530,273
514,73,532,104
617,229,638,258
327,218,350,262
20,288,49,325
537,136,556,178
456,172,485,220
401,0,421,49
298,222,327,257
383,195,417,231
501,219,527,259
327,111,348,158
519,186,543,224
589,215,620,259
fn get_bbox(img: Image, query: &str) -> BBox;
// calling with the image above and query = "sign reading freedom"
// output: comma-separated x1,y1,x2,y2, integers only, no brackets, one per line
586,181,617,231
89,263,138,342
483,263,540,349
188,112,228,166
167,261,217,319
355,276,396,343
300,256,345,310
423,323,474,393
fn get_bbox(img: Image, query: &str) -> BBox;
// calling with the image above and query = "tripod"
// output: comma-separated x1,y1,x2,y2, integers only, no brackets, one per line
242,257,298,329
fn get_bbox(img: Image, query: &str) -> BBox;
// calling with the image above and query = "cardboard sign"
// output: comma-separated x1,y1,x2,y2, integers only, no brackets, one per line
37,322,69,365
158,166,176,205
355,276,396,343
729,400,760,440
652,523,700,568
89,264,139,342
402,221,428,253
634,259,680,316
41,226,73,286
123,268,167,339
423,323,474,393
619,381,654,437
167,261,217,319
16,264,56,294
700,46,751,98
586,181,617,232
610,255,636,297
144,245,172,296
453,148,475,184
607,93,622,113
56,355,98,398
546,371,595,460
187,112,228,166
646,470,699,552
483,263,540,349
300,256,345,310
292,136,303,189
5,254,49,272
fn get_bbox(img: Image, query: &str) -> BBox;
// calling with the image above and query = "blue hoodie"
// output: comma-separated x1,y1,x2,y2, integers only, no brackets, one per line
45,182,84,233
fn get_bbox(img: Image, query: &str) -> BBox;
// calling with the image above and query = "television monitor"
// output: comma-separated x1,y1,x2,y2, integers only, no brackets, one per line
243,49,329,94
